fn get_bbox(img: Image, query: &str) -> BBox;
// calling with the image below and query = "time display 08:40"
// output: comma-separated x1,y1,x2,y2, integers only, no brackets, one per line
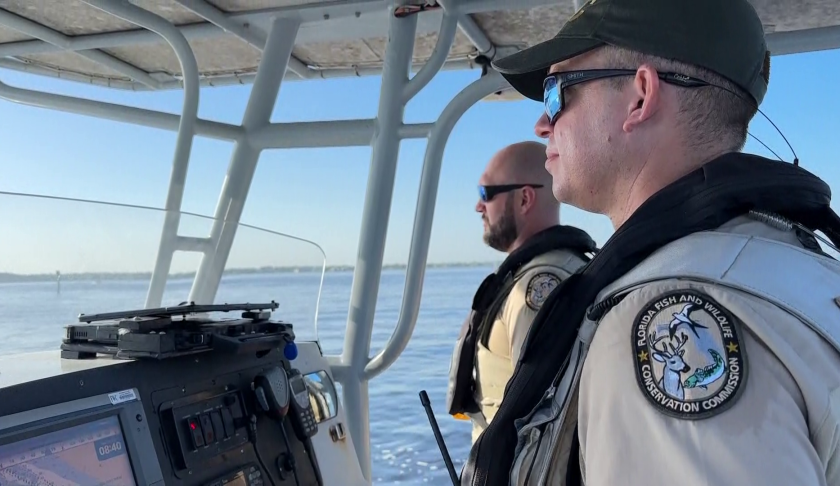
95,436,127,461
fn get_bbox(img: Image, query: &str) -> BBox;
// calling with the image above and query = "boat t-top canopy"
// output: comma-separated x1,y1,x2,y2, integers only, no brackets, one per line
1,0,838,483
0,0,838,91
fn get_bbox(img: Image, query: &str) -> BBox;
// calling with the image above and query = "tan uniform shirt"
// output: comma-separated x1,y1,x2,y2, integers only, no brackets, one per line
577,216,840,485
471,249,586,443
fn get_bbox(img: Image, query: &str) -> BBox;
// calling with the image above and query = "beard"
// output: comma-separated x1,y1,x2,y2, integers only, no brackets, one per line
483,197,518,252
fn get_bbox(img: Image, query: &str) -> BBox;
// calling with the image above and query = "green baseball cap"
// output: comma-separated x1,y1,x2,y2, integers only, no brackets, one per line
491,0,769,106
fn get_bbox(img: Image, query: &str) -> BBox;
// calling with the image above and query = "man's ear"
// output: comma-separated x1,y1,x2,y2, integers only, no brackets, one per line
623,64,661,133
519,186,537,213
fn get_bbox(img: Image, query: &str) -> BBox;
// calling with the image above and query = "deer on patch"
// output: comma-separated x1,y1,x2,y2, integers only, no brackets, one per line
648,331,691,400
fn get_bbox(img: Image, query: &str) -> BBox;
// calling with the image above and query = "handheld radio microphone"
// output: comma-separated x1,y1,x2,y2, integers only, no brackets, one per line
419,390,459,486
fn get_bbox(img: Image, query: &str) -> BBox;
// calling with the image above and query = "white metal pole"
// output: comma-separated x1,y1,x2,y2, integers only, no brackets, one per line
0,9,165,88
338,6,418,481
364,70,510,380
188,15,301,304
171,0,314,79
403,12,459,102
436,0,496,59
0,77,239,141
80,0,201,308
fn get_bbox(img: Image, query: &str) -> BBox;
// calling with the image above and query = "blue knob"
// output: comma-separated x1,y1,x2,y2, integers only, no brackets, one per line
284,341,298,361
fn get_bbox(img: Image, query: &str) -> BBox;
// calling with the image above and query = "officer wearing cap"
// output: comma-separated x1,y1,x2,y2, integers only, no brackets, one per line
446,141,598,444
459,1,840,485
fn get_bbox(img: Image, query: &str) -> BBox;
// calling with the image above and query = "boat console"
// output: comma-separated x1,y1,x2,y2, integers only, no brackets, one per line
0,303,335,485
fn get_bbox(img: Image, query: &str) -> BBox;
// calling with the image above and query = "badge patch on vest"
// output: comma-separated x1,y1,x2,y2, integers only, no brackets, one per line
525,272,560,311
631,290,747,420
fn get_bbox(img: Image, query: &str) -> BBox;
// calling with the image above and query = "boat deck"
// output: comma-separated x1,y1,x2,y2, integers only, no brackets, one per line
0,0,838,91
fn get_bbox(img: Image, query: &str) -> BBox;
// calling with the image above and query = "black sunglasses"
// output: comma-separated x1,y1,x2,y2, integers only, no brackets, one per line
479,184,544,202
543,69,710,124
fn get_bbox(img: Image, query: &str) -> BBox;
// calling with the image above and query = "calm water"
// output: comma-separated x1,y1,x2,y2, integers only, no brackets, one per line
0,265,493,484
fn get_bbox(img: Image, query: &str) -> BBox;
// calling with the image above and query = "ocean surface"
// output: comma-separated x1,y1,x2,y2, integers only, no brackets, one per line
0,265,494,484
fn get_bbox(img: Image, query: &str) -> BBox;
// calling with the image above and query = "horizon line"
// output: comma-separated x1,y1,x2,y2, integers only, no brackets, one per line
0,260,502,283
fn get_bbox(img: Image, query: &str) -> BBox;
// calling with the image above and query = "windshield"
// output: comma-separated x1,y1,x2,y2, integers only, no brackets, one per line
0,191,326,356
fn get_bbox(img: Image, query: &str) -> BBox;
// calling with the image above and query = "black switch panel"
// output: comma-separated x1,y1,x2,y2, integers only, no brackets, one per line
162,391,249,472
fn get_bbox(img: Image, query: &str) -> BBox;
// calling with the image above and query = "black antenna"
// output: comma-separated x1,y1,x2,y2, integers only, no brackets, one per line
662,72,799,166
754,105,799,166
747,132,783,161
419,390,459,486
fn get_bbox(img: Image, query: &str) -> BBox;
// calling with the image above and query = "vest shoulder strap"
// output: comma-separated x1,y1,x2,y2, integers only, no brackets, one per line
478,273,521,346
596,230,840,353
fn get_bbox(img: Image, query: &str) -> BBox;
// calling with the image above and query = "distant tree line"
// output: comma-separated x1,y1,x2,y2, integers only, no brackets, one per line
0,261,500,283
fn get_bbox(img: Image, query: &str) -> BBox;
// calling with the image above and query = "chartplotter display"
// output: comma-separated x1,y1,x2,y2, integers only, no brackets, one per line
0,415,136,486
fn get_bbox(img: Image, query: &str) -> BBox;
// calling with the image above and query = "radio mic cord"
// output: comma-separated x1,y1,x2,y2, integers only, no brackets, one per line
278,424,302,486
247,414,277,486
419,390,459,486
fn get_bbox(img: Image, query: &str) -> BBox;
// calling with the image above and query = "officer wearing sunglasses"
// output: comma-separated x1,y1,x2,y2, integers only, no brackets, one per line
446,141,597,444
459,0,840,485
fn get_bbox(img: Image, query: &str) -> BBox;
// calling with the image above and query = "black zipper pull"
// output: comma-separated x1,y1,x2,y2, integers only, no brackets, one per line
586,294,625,321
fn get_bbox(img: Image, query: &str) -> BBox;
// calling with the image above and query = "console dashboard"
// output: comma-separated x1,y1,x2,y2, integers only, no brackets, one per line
0,344,324,486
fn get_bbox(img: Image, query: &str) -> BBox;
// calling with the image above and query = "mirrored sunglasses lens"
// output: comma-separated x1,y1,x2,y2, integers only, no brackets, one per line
478,186,488,201
544,79,560,121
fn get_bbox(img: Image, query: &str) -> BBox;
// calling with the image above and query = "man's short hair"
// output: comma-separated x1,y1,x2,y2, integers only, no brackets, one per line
491,0,772,154
598,45,771,152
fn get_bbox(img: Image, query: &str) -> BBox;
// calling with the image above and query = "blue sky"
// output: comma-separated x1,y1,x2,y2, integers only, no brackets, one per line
0,48,838,273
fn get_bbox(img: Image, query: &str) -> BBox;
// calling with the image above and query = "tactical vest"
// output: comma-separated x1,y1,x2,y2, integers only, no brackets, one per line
447,271,520,429
507,229,840,485
445,226,598,426
447,251,588,439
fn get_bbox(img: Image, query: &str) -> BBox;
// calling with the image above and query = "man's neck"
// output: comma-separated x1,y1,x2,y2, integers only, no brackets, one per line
506,222,558,253
608,147,734,229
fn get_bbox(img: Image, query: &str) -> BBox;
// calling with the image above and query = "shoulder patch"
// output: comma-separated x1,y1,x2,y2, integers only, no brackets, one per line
631,290,747,420
525,272,561,311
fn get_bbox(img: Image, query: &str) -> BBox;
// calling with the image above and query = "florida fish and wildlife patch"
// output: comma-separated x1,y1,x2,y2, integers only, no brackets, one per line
631,290,747,420
525,272,560,311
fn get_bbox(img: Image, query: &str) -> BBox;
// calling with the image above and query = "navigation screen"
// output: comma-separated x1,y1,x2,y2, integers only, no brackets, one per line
225,471,247,485
0,415,136,486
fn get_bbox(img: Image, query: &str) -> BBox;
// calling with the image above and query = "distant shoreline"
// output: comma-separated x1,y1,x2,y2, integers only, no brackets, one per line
0,261,500,283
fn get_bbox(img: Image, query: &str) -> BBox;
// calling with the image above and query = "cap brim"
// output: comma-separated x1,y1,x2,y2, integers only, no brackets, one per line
491,36,604,102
